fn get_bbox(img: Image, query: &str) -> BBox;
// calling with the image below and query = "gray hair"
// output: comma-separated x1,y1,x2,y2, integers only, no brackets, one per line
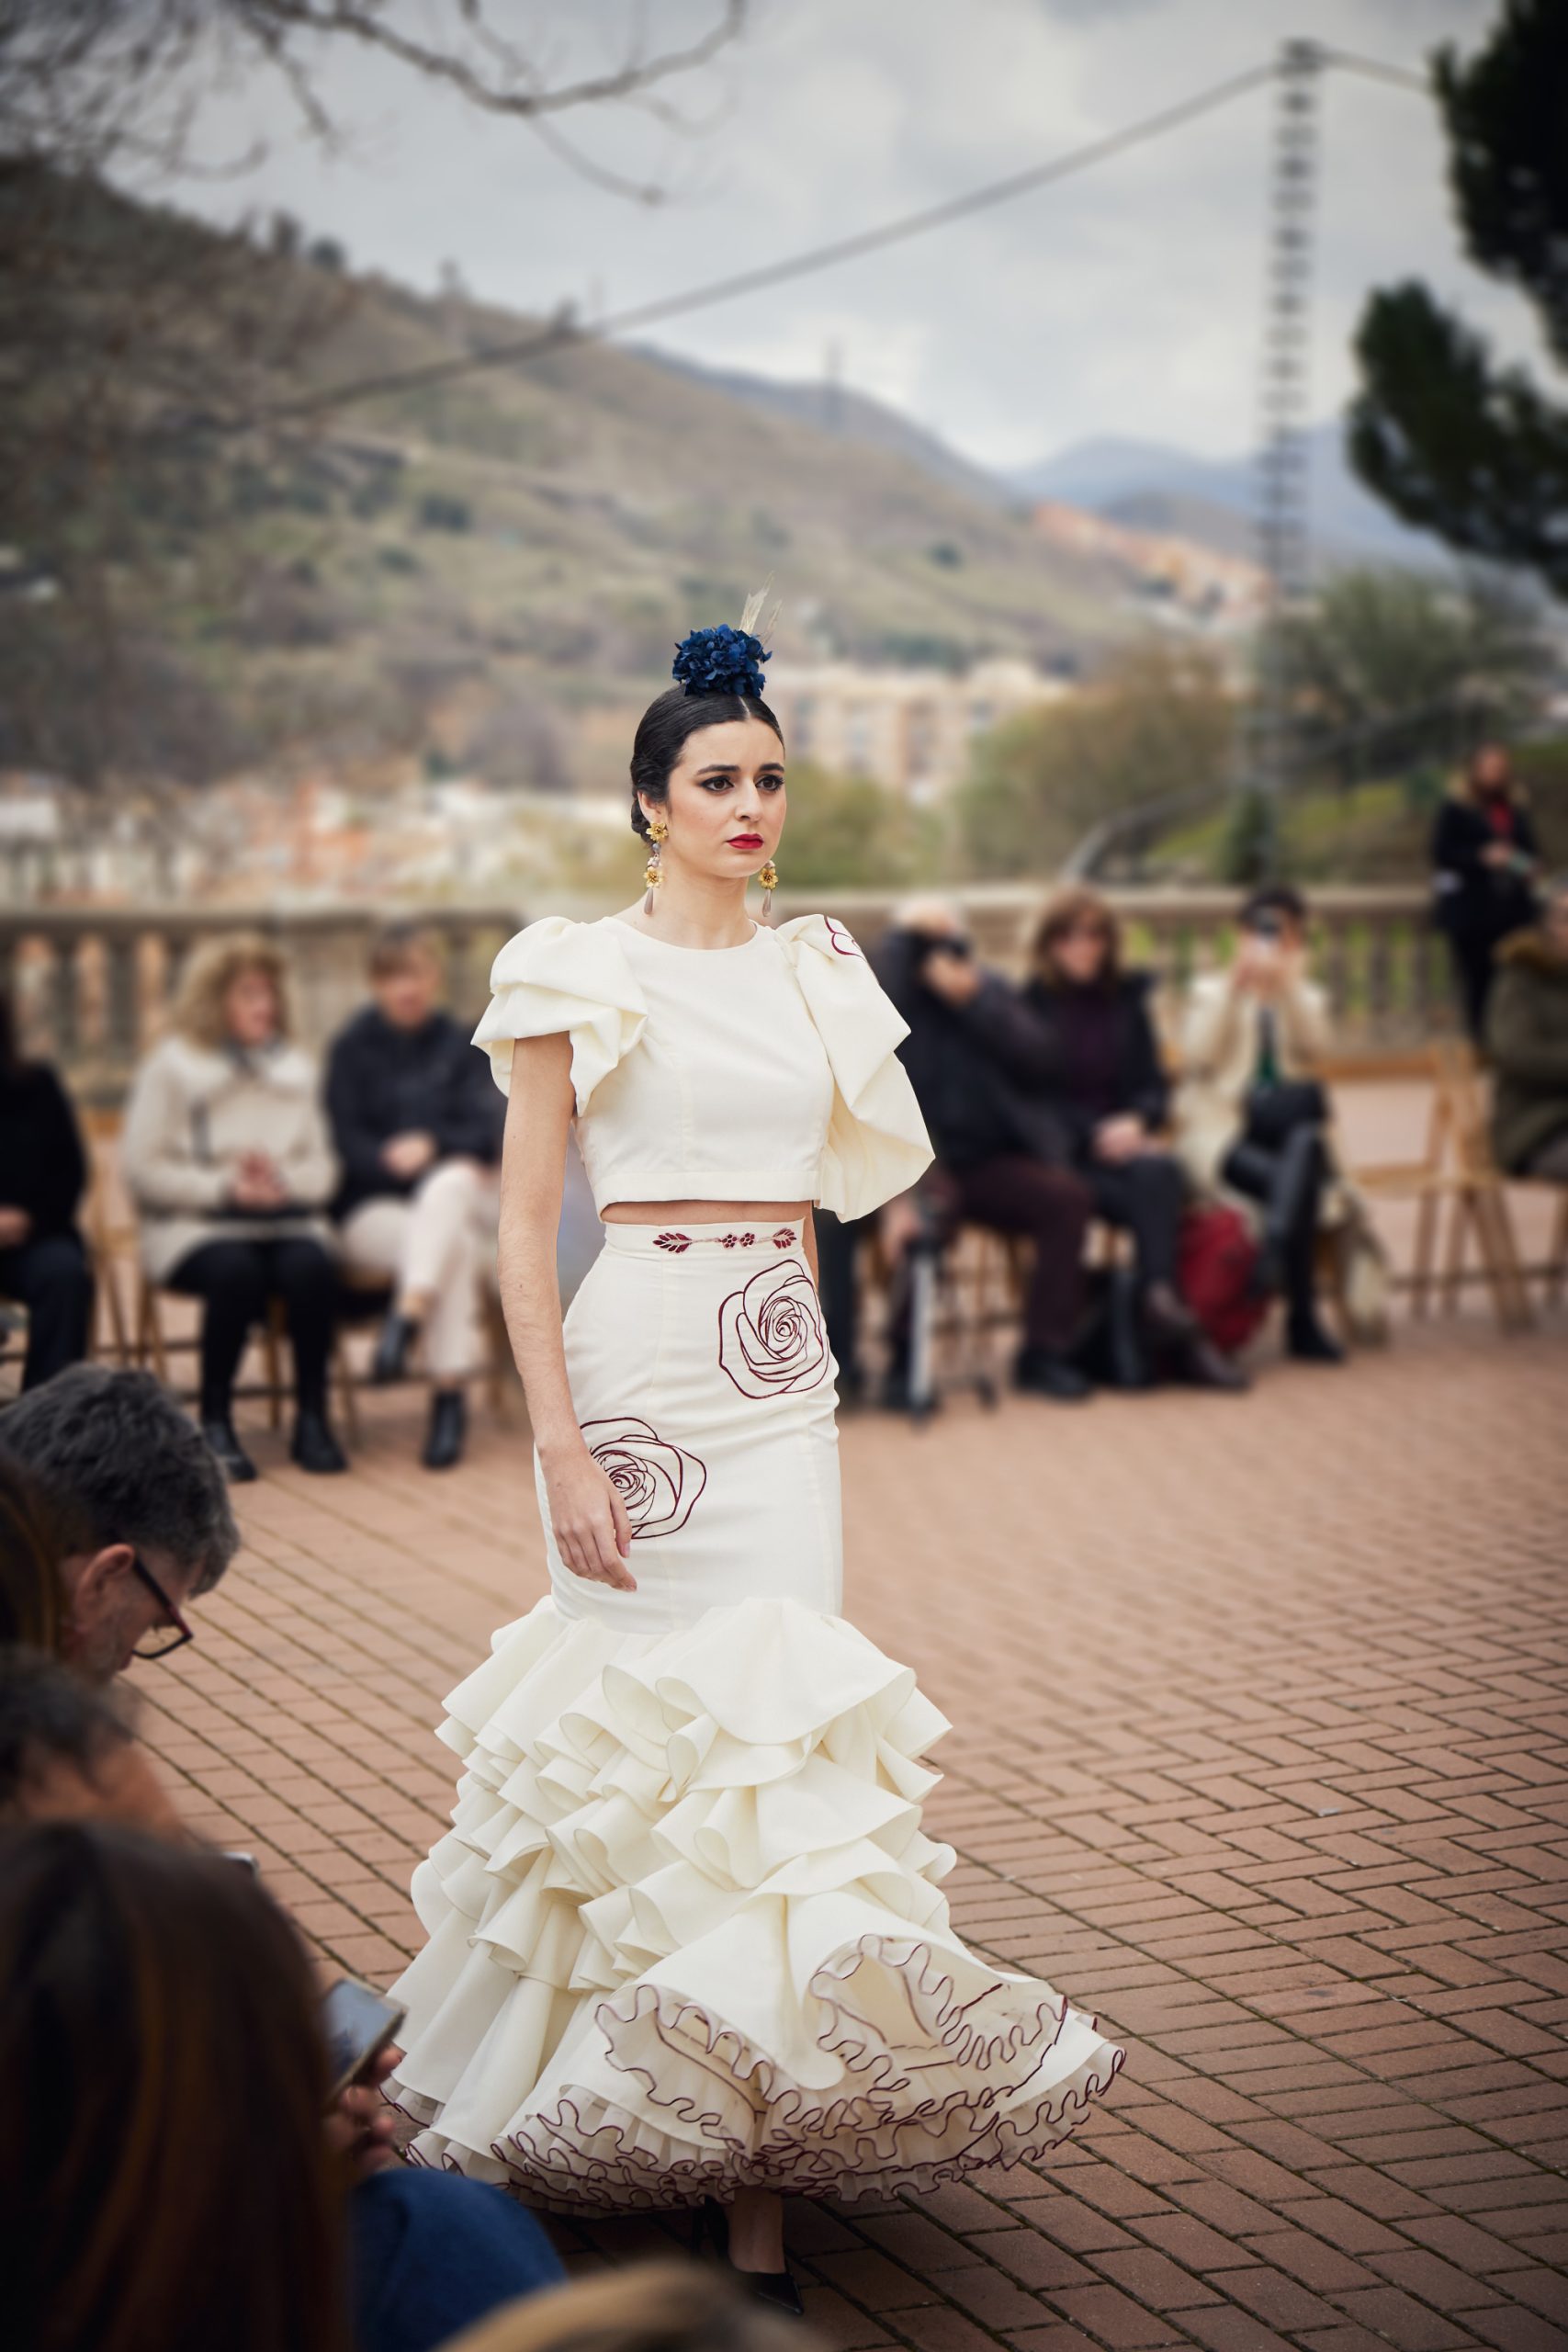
0,1368,238,1594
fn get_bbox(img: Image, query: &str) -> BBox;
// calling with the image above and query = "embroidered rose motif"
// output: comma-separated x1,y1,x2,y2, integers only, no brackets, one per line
824,917,862,957
717,1259,829,1398
581,1417,706,1540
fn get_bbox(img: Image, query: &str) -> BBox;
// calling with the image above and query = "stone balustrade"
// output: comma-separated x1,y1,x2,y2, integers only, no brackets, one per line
1,883,1450,1098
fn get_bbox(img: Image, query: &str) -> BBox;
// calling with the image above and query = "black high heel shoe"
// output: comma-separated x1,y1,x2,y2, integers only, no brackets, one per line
691,2197,805,2318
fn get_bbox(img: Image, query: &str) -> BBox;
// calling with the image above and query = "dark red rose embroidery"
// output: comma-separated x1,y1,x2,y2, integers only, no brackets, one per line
717,1259,829,1398
580,1417,705,1539
824,917,862,957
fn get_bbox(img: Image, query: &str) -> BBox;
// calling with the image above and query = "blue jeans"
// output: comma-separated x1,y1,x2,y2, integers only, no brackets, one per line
348,2169,562,2352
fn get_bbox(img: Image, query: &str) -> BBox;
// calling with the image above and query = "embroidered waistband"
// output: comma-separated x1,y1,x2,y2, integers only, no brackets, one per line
600,1220,805,1259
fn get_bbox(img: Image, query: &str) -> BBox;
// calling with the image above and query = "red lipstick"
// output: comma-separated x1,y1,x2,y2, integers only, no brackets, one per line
728,832,763,850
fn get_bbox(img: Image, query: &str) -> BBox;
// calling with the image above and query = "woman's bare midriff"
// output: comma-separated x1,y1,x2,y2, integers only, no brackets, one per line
600,1200,812,1226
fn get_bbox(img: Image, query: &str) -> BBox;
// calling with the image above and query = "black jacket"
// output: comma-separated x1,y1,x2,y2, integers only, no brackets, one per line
874,932,1068,1172
1431,797,1540,944
326,1006,505,1219
1021,972,1169,1156
0,1061,87,1243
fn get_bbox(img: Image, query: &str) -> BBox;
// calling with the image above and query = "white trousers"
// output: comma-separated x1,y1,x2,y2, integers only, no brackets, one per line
339,1160,498,1381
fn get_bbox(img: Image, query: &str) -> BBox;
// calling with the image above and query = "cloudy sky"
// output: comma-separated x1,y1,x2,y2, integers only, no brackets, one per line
159,0,1536,471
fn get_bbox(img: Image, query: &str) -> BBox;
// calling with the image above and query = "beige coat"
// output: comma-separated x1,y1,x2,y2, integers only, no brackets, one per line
1173,967,1333,1197
122,1035,339,1283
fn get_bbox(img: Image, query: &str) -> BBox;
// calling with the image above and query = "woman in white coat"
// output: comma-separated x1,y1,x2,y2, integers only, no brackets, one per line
385,617,1122,2311
122,933,345,1479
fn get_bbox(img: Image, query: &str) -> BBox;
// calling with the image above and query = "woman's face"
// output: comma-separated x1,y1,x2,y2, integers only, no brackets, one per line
223,967,279,1048
1053,919,1111,987
1472,745,1511,796
642,715,785,888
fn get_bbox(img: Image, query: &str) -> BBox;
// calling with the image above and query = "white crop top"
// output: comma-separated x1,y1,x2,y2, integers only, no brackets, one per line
472,911,932,1220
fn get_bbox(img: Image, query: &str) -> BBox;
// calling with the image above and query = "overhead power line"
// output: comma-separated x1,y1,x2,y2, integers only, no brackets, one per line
270,57,1283,423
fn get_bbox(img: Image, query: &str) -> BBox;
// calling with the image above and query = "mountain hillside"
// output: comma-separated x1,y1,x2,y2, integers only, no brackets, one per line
8,173,1145,797
1009,424,1450,571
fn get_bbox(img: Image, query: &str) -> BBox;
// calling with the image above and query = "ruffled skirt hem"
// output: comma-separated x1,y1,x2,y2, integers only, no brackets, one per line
385,1595,1122,2212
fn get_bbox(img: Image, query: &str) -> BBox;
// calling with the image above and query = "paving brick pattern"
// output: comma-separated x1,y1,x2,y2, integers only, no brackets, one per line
129,1136,1568,2348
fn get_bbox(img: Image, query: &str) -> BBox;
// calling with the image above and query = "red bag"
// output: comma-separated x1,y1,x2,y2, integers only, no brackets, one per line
1178,1205,1268,1355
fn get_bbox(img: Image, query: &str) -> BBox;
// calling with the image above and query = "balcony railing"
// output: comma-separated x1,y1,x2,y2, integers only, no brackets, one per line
2,883,1450,1097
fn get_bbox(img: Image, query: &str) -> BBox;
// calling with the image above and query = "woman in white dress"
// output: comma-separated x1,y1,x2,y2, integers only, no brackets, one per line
387,616,1122,2307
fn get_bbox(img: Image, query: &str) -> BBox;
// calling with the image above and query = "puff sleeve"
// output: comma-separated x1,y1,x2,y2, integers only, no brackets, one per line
472,917,648,1112
774,913,933,1218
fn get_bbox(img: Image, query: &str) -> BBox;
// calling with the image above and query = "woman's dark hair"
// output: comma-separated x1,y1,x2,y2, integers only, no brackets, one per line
0,1647,131,1816
1031,887,1122,988
1239,884,1308,929
0,1454,67,1656
0,1823,349,2352
628,686,784,841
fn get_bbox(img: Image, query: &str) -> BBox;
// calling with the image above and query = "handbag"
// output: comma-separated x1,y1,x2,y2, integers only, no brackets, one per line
1178,1205,1268,1356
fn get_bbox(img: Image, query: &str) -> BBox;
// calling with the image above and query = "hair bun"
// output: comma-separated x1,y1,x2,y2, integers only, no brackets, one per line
671,622,770,701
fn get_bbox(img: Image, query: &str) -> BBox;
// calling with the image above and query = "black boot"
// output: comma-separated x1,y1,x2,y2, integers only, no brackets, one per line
291,1408,348,1474
371,1310,420,1385
1288,1311,1345,1364
422,1387,467,1470
200,1417,257,1484
1014,1345,1092,1402
692,2198,805,2320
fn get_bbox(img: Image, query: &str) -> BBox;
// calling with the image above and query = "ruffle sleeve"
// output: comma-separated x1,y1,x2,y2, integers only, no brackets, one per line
472,917,647,1112
774,914,933,1218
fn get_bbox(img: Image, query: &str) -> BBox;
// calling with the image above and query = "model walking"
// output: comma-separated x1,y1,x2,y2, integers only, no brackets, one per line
387,610,1122,2306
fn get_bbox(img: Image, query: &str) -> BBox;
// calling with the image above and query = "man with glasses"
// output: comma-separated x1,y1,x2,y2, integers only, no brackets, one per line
0,1365,238,1679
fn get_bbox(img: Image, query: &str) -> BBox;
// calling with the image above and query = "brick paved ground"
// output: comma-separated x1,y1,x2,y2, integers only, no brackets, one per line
128,1086,1568,2352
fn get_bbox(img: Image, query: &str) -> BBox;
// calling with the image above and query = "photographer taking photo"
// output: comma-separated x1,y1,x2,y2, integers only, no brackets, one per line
1174,887,1343,1365
874,899,1092,1403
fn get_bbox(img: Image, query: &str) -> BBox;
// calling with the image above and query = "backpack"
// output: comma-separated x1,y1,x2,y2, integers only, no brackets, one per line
1178,1205,1268,1355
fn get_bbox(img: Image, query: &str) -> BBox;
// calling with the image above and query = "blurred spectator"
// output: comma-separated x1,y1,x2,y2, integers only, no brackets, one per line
1,1822,350,2352
122,933,346,1482
439,2263,802,2352
0,1822,563,2352
1487,874,1568,1181
874,899,1091,1403
1174,888,1343,1364
0,983,94,1388
327,924,503,1471
1432,742,1542,1041
1023,889,1243,1391
0,1646,183,1834
0,1363,237,1677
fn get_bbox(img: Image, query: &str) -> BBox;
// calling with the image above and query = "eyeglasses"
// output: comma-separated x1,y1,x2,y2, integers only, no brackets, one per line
130,1554,195,1661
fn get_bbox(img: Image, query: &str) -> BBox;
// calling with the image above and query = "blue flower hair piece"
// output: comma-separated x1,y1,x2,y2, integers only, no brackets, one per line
671,622,770,701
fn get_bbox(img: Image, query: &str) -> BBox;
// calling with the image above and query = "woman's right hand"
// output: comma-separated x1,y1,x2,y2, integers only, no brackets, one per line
541,1446,637,1591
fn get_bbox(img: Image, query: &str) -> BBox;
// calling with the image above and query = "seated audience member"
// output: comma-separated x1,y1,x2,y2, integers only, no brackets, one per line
1174,888,1343,1364
1432,741,1542,1042
440,2264,799,2352
1488,873,1568,1181
0,1363,238,1677
0,1823,562,2352
1022,889,1243,1391
874,899,1092,1403
0,983,95,1388
122,932,346,1481
327,924,504,1470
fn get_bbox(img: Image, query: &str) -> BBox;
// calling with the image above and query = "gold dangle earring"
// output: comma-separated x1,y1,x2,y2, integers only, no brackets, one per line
642,813,669,916
758,856,778,922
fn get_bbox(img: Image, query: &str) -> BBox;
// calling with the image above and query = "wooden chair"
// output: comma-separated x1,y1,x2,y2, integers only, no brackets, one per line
134,1267,362,1440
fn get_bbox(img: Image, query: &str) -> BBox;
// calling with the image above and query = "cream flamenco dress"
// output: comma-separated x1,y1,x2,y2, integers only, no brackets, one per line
386,910,1122,2210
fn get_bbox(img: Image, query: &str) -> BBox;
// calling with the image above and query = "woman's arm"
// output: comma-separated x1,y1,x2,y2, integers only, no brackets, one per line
499,1034,635,1591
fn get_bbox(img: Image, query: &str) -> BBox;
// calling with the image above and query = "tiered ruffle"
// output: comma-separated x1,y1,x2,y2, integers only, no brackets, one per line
387,1597,1122,2210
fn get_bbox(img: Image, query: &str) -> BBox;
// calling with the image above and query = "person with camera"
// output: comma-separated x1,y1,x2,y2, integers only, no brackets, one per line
1174,887,1343,1364
874,899,1093,1402
1432,742,1543,1042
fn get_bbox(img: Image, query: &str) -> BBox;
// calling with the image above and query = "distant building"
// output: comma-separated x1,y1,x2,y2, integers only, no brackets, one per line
1030,502,1267,633
764,658,1073,803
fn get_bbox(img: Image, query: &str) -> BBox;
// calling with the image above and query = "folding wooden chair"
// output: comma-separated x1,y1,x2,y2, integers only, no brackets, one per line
1352,1041,1527,1332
